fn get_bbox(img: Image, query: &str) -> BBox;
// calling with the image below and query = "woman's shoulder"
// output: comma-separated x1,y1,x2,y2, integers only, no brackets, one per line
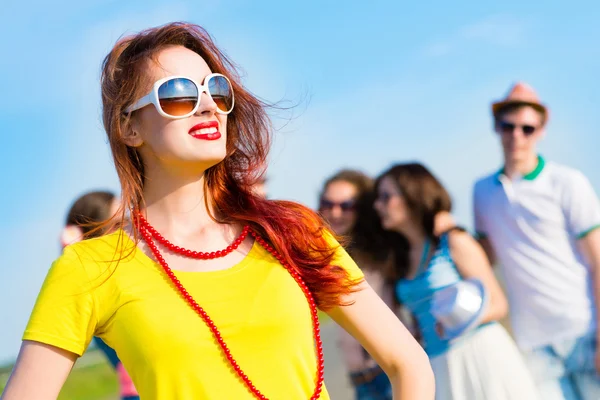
55,230,135,283
442,227,475,248
437,227,485,268
435,226,468,250
65,230,133,258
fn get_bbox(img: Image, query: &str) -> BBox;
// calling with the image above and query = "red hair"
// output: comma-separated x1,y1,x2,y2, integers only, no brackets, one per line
100,22,360,310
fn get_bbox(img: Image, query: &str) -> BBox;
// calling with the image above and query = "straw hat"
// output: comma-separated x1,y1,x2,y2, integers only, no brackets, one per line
491,82,548,119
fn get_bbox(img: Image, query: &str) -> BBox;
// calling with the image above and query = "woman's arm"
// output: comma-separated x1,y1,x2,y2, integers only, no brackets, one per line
327,280,435,400
337,269,384,372
448,230,508,323
1,341,77,399
379,273,422,343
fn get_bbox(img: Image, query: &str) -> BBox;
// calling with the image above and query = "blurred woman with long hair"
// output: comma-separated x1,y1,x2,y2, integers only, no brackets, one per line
374,162,539,400
319,170,394,400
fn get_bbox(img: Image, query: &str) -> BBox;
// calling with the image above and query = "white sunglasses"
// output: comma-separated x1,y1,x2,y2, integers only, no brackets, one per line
125,73,235,119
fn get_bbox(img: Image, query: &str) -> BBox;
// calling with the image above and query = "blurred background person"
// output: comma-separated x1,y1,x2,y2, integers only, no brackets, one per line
474,82,600,400
375,162,539,400
319,169,394,400
61,190,140,400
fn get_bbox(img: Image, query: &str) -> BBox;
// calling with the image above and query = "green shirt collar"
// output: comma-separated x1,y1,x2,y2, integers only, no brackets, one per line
497,155,545,182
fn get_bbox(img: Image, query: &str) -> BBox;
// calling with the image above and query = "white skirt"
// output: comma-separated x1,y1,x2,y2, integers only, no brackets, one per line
430,323,540,400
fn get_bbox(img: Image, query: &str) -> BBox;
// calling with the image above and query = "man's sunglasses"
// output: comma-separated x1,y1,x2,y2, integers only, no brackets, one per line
125,73,234,118
498,121,537,136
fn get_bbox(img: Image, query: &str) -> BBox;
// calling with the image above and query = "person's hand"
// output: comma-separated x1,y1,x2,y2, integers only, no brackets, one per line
434,212,456,236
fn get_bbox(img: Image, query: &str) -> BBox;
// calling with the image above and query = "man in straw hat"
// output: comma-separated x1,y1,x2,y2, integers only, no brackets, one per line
472,82,600,399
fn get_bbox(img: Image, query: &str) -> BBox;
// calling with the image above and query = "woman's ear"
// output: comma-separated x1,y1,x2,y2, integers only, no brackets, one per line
122,117,144,148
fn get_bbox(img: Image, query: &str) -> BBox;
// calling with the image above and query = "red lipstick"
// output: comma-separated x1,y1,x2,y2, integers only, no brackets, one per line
188,121,221,141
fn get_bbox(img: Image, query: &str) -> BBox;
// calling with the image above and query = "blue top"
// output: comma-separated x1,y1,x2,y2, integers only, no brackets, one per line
396,233,488,358
93,336,121,368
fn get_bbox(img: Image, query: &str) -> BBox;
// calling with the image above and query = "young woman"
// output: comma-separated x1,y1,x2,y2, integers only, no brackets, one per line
319,170,394,400
61,190,139,400
2,23,433,400
374,162,539,400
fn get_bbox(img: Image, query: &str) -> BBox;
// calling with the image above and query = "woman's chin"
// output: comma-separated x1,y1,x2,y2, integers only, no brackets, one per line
380,219,392,230
382,220,401,233
330,224,350,236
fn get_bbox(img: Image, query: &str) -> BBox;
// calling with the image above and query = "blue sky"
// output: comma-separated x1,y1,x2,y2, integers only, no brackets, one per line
1,0,599,363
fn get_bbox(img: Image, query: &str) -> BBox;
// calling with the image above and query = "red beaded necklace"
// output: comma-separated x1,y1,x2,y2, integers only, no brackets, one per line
135,214,325,400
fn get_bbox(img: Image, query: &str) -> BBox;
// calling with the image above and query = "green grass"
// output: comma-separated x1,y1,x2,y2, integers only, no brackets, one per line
58,359,118,400
1,349,119,400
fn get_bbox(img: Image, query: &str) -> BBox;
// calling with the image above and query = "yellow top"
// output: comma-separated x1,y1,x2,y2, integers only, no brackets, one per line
23,229,363,399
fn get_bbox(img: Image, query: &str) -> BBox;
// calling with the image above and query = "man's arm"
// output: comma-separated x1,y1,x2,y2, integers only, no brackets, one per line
473,183,496,266
477,235,496,267
578,228,600,373
562,170,600,373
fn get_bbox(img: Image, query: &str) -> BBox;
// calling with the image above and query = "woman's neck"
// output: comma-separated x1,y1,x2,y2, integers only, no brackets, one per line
399,224,427,249
398,224,430,279
141,168,219,236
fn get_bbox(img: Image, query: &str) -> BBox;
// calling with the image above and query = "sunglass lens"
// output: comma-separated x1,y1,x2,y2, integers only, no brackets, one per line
208,75,234,113
319,200,333,211
500,122,515,133
499,121,537,136
319,199,356,212
339,201,356,212
158,78,199,116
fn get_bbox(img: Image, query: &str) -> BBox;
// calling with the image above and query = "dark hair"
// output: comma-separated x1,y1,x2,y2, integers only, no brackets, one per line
493,102,547,125
66,191,116,238
320,170,392,267
99,22,360,310
375,162,452,279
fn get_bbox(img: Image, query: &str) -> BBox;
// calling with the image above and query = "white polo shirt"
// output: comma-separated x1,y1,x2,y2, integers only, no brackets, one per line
473,156,600,351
